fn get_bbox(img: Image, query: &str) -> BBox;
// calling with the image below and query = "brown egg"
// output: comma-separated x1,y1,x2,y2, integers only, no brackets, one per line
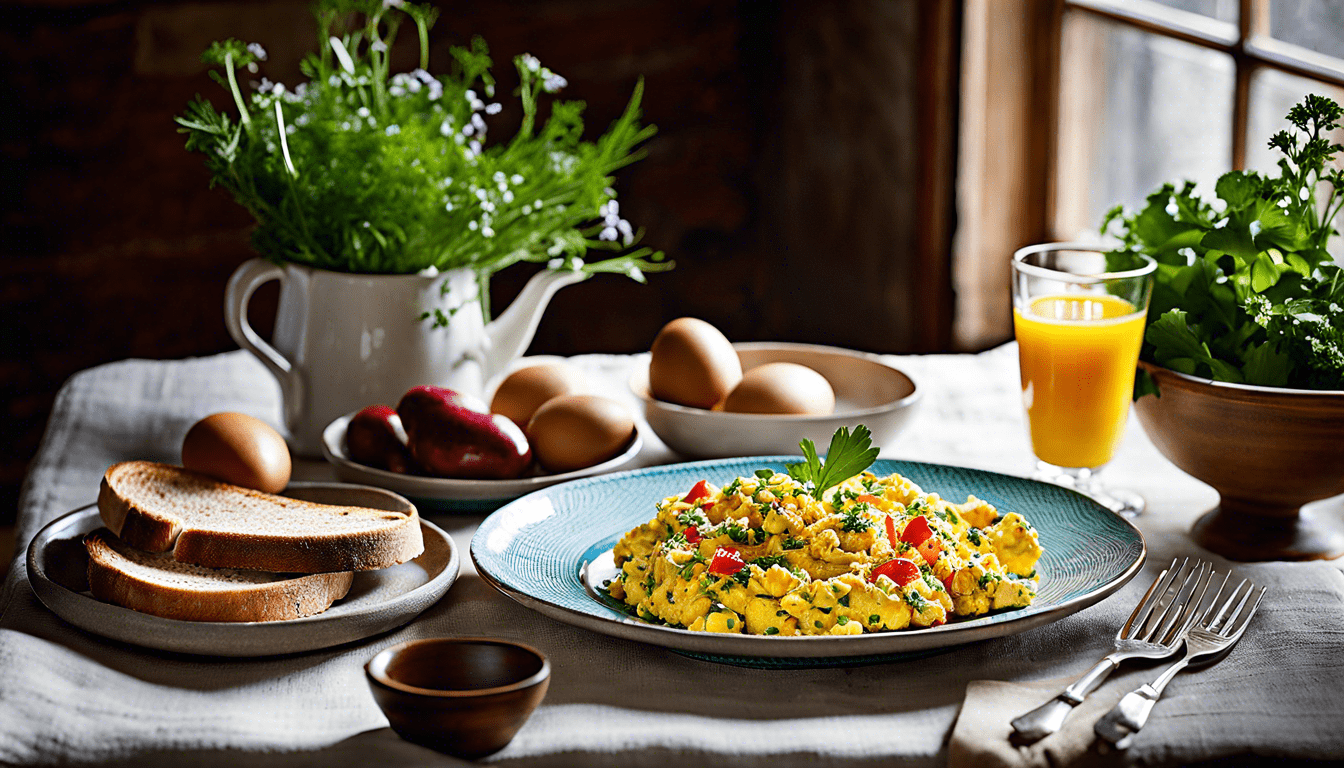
722,362,837,415
490,363,586,429
648,317,742,409
181,412,292,493
526,395,635,473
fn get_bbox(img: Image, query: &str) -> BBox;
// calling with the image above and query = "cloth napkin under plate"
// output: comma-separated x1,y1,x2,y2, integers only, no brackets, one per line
949,561,1344,768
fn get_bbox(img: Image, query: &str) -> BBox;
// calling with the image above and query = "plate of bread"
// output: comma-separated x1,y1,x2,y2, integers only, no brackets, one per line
27,460,459,657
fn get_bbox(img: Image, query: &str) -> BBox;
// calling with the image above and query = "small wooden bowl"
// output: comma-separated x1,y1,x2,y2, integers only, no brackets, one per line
1134,361,1344,561
366,637,550,759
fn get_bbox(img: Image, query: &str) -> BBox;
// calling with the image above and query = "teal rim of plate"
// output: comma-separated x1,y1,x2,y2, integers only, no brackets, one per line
472,456,1145,663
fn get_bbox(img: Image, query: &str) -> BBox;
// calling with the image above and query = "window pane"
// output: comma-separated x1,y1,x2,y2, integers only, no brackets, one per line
1269,0,1344,63
1246,68,1344,175
1054,13,1234,239
1150,0,1237,23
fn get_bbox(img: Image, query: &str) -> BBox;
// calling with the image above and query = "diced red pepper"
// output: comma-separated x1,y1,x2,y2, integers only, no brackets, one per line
856,494,883,506
683,480,713,505
900,515,933,546
684,525,702,544
917,536,942,567
885,515,898,547
707,547,745,577
941,572,956,593
931,617,946,627
870,557,921,587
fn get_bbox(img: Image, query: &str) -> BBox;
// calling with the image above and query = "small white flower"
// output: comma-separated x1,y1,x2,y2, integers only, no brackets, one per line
468,220,479,230
471,113,487,132
465,89,477,101
428,81,443,100
367,115,377,126
511,174,524,185
600,227,618,241
257,77,274,93
294,83,307,98
247,62,259,74
328,75,342,87
271,82,286,96
247,43,268,61
383,0,404,7
357,106,371,118
454,133,465,145
371,40,388,53
522,54,541,72
522,205,533,214
406,79,421,93
440,119,453,136
541,69,567,93
534,199,543,209
389,85,405,97
600,200,619,217
481,201,496,212
385,124,401,136
485,103,502,115
482,226,495,238
493,171,506,183
445,201,455,211
503,190,514,203
295,113,310,126
341,121,352,130
617,219,634,245
470,98,485,111
468,140,482,156
462,124,475,137
497,181,508,192
476,189,488,201
413,69,435,84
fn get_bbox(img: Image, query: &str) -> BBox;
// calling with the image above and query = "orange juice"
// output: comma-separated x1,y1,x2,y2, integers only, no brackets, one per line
1013,294,1146,468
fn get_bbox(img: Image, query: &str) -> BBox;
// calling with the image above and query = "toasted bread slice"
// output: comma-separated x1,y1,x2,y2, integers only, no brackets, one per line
98,461,423,573
85,529,354,622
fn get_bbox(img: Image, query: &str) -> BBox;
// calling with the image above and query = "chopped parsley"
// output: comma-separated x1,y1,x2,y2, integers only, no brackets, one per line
754,469,775,480
726,617,735,629
751,554,790,570
840,508,874,533
679,550,707,579
838,594,850,607
782,536,806,550
677,510,708,528
907,591,928,612
837,615,849,625
978,572,998,590
814,620,824,629
868,614,881,625
723,521,751,544
967,528,982,546
722,478,743,496
764,626,780,635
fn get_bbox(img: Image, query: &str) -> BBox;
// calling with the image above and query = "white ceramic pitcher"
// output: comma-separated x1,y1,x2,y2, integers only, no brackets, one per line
225,259,587,455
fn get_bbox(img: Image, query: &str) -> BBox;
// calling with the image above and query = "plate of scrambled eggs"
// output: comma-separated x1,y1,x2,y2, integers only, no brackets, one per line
472,434,1144,666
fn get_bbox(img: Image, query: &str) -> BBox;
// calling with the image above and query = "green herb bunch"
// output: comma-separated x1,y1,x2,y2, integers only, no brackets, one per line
1102,95,1344,391
175,0,670,314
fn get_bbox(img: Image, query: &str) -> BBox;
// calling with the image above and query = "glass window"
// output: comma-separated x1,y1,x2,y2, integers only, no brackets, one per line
1268,0,1344,63
1152,0,1239,23
1055,12,1234,239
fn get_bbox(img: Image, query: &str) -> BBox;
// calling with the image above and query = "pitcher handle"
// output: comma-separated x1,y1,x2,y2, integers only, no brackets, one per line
225,258,297,389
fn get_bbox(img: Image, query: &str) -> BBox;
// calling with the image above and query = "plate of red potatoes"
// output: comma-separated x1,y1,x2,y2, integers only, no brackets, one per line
321,361,643,511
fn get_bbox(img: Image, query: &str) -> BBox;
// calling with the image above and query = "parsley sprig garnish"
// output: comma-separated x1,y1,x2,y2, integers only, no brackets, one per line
786,425,880,498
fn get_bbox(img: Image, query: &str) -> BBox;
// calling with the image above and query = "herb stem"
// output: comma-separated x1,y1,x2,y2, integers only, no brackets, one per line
224,52,250,126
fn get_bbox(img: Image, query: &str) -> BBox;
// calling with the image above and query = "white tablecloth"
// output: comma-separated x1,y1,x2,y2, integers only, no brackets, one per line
2,347,1341,767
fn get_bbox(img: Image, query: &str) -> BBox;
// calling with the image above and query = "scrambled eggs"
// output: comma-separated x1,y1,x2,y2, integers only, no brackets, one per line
608,470,1043,635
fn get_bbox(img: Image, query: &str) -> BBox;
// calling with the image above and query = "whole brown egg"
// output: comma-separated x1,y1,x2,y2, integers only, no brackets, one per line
648,317,742,409
722,362,836,416
490,363,586,429
181,412,292,493
527,395,636,473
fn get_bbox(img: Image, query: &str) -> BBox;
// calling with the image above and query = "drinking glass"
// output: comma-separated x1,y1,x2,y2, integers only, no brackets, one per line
1012,243,1156,517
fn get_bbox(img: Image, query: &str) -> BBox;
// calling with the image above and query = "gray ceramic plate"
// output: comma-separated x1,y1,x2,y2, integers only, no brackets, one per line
473,458,1146,667
322,412,644,513
27,482,460,657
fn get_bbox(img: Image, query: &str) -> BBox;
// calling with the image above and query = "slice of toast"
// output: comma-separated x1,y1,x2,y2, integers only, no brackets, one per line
85,529,354,622
98,461,423,573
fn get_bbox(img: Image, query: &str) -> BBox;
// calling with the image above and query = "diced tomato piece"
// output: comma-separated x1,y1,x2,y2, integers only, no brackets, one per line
707,547,745,576
683,480,713,505
870,557,920,587
931,617,946,627
941,572,955,593
900,515,933,546
885,515,898,547
684,525,702,544
856,494,883,505
917,536,942,567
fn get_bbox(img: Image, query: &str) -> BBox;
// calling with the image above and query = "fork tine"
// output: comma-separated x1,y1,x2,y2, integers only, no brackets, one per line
1121,559,1179,639
1228,586,1267,637
1209,578,1249,633
1216,581,1256,636
1129,558,1189,640
1171,564,1216,640
1154,562,1211,644
1198,571,1231,626
1143,560,1203,643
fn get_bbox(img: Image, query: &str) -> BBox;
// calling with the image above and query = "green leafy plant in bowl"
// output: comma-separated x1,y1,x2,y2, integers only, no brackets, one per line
176,0,670,318
1102,95,1344,561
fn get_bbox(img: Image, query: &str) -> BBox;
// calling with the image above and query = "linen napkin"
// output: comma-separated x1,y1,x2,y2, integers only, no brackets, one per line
948,561,1344,768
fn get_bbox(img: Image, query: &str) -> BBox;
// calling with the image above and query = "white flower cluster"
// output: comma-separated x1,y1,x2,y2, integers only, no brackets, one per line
389,69,443,100
598,200,634,245
521,53,567,93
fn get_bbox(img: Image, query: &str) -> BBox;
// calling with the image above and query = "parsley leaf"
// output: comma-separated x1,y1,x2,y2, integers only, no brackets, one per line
786,425,880,497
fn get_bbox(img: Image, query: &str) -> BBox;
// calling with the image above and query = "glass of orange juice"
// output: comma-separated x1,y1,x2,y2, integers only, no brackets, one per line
1012,243,1155,517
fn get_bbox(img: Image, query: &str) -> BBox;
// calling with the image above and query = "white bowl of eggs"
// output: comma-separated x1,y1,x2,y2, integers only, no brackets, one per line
630,318,921,458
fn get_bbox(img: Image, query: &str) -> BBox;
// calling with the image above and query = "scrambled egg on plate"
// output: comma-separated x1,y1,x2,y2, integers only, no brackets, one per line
608,470,1043,635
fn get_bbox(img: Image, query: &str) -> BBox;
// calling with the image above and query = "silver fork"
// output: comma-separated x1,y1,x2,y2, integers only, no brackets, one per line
1010,558,1213,742
1094,574,1266,747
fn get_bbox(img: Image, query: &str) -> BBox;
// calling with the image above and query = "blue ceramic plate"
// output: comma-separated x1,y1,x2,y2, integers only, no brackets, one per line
472,458,1145,667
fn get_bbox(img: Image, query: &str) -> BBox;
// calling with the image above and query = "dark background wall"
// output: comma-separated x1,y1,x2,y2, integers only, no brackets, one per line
1,0,959,523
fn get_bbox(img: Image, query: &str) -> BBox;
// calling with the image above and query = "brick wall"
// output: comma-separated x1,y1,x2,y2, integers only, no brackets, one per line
1,0,951,523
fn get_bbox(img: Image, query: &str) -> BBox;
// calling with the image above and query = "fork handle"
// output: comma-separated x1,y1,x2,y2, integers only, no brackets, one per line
1010,656,1119,741
1095,655,1195,744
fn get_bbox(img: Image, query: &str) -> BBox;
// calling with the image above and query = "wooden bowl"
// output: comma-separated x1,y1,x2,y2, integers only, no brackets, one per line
1134,361,1344,561
366,637,550,759
631,342,920,458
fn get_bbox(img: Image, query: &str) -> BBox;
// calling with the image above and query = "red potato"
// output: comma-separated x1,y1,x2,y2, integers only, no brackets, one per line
346,405,416,474
397,386,532,480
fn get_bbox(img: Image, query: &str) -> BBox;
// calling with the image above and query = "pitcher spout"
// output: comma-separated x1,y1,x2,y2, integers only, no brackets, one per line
481,267,590,380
